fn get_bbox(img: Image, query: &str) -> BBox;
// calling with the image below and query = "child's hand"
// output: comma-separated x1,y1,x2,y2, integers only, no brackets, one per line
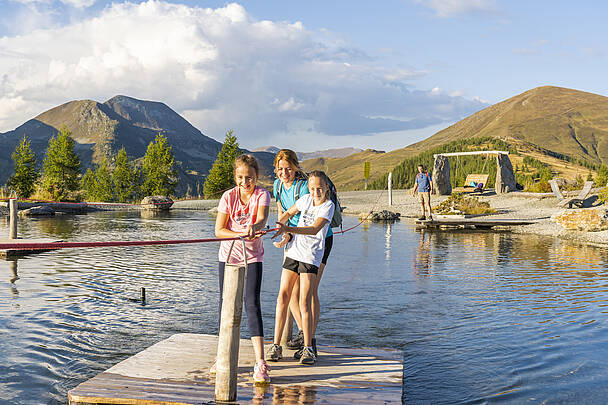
273,233,290,248
271,222,287,240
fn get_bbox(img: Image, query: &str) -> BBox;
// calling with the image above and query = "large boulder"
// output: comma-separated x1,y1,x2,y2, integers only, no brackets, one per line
359,210,401,222
141,196,173,210
495,154,516,194
552,208,608,232
432,155,452,195
18,206,55,216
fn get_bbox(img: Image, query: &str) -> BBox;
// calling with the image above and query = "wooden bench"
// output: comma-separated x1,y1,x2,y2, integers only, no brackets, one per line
453,174,489,193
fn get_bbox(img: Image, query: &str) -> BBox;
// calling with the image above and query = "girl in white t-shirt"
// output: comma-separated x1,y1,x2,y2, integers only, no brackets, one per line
212,154,271,383
267,171,335,366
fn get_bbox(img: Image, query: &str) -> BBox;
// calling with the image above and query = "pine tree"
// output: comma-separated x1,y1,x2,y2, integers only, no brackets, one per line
82,158,113,202
141,133,178,196
6,136,39,198
40,126,81,201
203,130,240,199
113,147,139,202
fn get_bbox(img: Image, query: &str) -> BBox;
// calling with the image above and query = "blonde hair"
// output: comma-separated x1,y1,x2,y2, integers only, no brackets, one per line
234,154,259,177
274,149,303,176
308,170,330,199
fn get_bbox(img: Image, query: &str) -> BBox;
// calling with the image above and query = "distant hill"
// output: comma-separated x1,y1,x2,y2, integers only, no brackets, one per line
0,96,275,196
303,86,608,190
253,146,363,161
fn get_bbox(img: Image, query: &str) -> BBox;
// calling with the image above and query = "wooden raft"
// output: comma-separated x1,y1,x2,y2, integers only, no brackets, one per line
0,238,63,258
416,218,536,230
68,333,403,404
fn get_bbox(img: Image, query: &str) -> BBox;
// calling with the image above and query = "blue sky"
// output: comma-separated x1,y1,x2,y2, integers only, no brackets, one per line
0,0,606,152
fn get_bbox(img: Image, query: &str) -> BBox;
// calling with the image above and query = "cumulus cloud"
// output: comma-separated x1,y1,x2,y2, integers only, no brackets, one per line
414,0,500,17
0,1,487,148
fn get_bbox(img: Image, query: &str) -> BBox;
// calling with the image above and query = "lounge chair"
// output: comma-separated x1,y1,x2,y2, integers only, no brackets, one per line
549,180,594,208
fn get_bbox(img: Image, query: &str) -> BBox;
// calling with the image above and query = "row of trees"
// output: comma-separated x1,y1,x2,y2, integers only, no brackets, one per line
6,127,178,202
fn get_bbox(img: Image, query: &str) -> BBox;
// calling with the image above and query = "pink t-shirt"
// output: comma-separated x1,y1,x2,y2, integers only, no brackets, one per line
217,186,270,264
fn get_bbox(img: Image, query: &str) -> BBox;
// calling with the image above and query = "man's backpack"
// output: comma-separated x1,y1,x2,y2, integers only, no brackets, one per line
275,173,343,229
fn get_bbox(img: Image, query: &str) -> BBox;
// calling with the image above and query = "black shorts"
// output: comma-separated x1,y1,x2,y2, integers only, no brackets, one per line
321,235,333,265
283,257,318,275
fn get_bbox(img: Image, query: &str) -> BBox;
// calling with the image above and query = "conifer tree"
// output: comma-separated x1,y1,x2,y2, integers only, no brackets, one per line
113,147,139,202
203,130,240,199
40,126,81,200
6,136,39,198
82,158,113,202
141,133,177,196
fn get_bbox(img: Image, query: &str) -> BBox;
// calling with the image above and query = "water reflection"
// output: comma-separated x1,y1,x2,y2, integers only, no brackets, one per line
413,232,431,275
8,258,19,295
385,222,392,261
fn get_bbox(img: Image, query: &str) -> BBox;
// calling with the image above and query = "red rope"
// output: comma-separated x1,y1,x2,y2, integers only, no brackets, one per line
0,228,279,251
334,189,385,235
0,188,388,250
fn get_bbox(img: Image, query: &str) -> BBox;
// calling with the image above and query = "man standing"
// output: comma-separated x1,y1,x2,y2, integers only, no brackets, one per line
412,164,433,220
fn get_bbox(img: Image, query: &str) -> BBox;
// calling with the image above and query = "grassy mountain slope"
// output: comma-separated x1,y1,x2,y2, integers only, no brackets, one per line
303,86,608,190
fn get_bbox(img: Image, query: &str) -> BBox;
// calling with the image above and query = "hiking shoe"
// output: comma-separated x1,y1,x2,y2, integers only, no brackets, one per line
266,343,282,361
253,359,270,384
209,360,217,375
287,330,304,350
294,347,303,360
299,347,316,365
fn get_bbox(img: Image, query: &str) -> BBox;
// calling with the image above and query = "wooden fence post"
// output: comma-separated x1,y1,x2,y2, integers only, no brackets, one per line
9,196,18,239
388,172,393,206
215,239,246,402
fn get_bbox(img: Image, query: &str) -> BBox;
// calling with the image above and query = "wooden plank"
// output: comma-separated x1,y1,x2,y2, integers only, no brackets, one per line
415,218,536,230
68,333,402,404
0,238,63,258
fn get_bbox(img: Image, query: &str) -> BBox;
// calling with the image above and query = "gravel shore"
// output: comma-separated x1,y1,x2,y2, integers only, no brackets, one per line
338,189,608,247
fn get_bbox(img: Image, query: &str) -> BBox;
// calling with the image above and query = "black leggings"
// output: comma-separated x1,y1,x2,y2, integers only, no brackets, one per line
218,261,264,337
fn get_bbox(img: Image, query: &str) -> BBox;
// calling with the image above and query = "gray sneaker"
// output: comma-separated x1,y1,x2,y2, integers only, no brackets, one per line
266,343,282,362
286,330,304,350
299,346,316,365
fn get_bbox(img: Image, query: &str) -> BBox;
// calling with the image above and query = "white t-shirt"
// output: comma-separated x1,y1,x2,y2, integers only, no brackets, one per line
285,194,335,267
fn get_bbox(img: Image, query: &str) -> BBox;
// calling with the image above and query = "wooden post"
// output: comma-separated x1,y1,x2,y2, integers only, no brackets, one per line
280,309,294,346
388,172,393,206
215,240,246,403
9,197,17,239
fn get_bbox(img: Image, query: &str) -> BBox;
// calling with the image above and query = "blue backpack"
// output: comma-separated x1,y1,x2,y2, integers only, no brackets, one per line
275,174,342,229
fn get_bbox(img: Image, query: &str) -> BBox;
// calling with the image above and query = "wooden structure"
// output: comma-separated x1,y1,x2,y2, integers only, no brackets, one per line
416,218,536,230
1,197,62,258
456,174,489,194
67,333,403,404
433,150,512,194
549,180,594,208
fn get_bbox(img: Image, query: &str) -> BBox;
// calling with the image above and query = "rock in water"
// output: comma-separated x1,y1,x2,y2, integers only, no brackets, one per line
432,155,452,195
360,210,401,222
18,206,55,216
141,196,174,210
552,208,608,232
495,154,516,194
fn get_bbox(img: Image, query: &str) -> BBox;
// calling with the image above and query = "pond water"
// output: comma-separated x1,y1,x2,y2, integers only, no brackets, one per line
2,211,608,404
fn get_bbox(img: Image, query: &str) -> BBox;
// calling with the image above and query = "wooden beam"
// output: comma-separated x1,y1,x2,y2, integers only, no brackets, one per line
433,150,509,158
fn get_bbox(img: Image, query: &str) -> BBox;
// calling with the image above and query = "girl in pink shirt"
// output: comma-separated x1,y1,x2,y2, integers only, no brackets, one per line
212,154,271,383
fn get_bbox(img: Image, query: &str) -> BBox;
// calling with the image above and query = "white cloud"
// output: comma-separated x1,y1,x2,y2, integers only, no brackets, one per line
0,1,487,148
414,0,499,18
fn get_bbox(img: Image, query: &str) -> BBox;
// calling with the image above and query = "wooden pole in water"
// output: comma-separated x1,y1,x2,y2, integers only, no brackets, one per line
215,240,246,403
9,198,17,239
388,172,393,206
